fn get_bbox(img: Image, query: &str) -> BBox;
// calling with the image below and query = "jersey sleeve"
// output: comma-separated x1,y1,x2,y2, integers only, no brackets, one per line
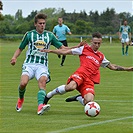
51,33,63,48
71,46,84,55
128,26,131,32
19,32,29,49
66,25,71,33
100,56,110,68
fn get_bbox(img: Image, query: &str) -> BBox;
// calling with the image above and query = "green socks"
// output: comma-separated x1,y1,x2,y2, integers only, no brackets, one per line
122,46,128,55
18,87,46,105
125,45,128,54
122,47,124,55
18,87,26,99
37,89,46,105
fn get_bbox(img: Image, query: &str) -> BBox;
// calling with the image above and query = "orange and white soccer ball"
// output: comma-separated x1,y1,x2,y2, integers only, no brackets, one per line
84,101,100,117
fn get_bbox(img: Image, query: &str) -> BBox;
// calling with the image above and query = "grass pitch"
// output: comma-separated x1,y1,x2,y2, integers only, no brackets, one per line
0,40,133,133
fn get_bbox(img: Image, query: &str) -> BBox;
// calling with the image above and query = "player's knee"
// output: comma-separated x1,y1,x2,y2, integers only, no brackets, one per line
39,80,46,87
20,80,28,88
65,81,77,91
84,93,94,105
84,99,93,105
38,76,47,86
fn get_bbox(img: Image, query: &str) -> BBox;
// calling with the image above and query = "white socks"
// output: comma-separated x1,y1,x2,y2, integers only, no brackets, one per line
77,96,84,106
46,85,85,106
47,85,66,98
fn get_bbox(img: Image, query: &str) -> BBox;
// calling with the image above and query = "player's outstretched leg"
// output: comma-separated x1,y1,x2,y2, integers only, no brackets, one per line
66,94,84,105
65,94,81,102
44,85,66,104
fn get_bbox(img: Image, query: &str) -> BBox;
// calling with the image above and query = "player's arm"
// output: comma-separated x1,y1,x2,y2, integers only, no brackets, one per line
42,45,84,55
42,49,72,55
59,41,87,50
10,48,23,66
67,30,72,35
66,26,72,35
106,63,133,71
118,32,122,40
10,32,29,66
129,32,132,41
118,26,122,40
128,26,132,41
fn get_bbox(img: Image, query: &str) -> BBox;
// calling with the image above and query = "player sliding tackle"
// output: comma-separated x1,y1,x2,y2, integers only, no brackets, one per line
41,32,133,109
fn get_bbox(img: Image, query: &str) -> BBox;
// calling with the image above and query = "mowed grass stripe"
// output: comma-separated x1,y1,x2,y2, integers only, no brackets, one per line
47,116,133,133
0,40,132,133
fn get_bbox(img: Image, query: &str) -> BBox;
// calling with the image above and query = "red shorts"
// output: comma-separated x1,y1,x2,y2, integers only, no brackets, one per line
67,72,95,97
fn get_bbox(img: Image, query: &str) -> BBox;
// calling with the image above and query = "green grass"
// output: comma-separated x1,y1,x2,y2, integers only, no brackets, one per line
0,40,133,133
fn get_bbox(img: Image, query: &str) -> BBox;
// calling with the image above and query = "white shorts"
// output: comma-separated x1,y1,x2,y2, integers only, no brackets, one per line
22,63,50,82
121,38,129,43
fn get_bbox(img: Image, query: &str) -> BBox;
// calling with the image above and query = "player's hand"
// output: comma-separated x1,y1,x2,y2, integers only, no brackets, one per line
10,58,17,66
78,41,88,47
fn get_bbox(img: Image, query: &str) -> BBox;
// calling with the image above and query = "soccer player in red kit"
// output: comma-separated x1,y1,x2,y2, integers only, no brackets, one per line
42,32,133,107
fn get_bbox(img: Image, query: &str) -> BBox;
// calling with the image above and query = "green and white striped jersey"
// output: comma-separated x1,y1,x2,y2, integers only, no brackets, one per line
19,30,62,66
119,25,131,39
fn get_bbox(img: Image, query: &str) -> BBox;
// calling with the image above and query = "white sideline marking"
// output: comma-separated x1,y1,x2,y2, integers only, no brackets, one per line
47,116,133,133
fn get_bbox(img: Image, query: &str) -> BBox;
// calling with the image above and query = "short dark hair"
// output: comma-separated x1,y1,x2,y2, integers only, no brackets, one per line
123,20,127,23
92,32,102,39
58,17,63,20
34,13,47,23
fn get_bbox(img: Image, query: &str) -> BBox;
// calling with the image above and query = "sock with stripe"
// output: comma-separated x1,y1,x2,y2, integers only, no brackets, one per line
47,85,66,99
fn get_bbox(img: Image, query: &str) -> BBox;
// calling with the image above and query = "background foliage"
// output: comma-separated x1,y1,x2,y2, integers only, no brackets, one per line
0,7,133,36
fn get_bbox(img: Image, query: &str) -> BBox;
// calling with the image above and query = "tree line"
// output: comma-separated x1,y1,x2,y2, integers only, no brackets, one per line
0,7,133,36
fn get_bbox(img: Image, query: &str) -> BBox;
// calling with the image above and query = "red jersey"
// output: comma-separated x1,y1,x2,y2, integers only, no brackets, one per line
71,44,109,84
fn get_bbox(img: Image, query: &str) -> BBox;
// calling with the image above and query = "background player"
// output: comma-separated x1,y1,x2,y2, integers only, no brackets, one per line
53,17,72,66
119,20,131,55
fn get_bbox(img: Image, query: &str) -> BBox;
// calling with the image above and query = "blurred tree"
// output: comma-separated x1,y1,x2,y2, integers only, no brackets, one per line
0,7,132,35
40,8,65,18
0,15,15,34
15,21,30,34
99,8,116,27
0,0,3,10
89,10,99,26
25,10,38,21
79,10,88,21
0,0,4,21
75,20,93,34
15,9,23,20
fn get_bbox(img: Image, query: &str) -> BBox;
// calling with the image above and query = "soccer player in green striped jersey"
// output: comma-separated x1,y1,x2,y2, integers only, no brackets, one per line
10,13,69,115
119,20,131,56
